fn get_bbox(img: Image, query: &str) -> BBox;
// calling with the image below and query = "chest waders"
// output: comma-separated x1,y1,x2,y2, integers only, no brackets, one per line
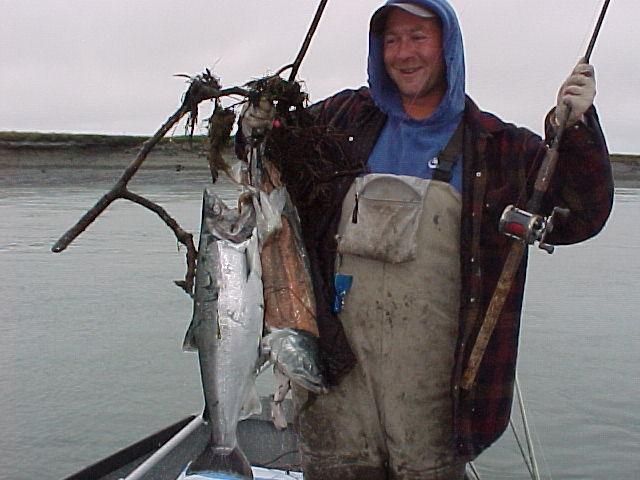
293,158,467,479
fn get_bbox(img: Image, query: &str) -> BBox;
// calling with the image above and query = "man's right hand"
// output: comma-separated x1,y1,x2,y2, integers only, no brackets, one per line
241,97,276,139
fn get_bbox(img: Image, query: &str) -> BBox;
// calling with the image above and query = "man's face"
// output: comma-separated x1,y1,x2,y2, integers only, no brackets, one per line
382,9,446,104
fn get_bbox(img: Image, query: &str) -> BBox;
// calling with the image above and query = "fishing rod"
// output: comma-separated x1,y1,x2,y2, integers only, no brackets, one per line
246,0,330,185
461,0,612,390
289,0,330,82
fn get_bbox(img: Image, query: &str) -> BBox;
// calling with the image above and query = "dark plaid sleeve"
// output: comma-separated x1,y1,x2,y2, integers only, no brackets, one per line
541,107,614,244
454,100,613,458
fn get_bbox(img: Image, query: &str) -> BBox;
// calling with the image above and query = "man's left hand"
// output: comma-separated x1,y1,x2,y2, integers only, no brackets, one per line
240,97,276,140
555,58,596,127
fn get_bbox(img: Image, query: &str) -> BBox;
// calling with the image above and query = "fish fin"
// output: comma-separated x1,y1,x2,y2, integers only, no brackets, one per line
186,445,253,479
271,399,288,431
271,366,291,430
239,383,262,421
182,320,198,352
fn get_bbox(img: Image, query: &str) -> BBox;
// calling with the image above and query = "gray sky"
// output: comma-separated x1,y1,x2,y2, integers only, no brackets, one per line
1,0,638,153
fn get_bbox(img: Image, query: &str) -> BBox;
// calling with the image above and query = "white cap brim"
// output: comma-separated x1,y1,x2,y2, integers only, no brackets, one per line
371,3,437,34
393,3,436,19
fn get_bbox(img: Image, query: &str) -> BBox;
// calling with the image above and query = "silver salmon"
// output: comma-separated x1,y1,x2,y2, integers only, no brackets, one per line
183,188,263,479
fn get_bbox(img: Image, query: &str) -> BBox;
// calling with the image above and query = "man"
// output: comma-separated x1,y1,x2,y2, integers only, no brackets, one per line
242,1,613,478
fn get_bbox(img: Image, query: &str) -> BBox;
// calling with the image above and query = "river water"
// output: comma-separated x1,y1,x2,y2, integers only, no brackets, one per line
1,167,638,479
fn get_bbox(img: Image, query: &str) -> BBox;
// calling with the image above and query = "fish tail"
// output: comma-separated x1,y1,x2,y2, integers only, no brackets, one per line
186,445,253,479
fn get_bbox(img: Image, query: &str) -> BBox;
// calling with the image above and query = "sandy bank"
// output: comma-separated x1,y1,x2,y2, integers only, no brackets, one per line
1,140,638,187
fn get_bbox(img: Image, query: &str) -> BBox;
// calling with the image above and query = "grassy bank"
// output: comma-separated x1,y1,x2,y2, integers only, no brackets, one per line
0,131,218,170
1,132,638,185
611,153,640,164
0,131,210,150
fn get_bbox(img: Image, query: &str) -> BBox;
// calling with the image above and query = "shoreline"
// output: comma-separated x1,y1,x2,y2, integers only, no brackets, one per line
1,139,639,188
0,140,212,171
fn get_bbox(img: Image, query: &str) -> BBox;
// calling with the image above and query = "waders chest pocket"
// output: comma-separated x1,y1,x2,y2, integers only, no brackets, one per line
337,174,430,263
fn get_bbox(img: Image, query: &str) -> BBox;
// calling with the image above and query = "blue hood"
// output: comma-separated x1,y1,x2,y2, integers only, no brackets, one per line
368,0,465,122
366,0,466,188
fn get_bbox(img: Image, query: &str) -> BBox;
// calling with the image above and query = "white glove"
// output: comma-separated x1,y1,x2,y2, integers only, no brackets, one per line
240,97,276,139
555,59,596,127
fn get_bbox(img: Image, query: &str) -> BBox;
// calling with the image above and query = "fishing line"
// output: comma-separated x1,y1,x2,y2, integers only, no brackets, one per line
467,462,481,480
576,1,603,59
509,419,536,478
529,415,554,480
579,0,611,62
254,449,300,468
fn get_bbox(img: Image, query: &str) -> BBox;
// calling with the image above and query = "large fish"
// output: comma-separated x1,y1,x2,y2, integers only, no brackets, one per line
182,188,263,479
255,181,327,428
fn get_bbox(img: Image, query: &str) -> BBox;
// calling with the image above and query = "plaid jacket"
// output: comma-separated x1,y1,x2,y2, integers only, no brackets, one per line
286,87,613,458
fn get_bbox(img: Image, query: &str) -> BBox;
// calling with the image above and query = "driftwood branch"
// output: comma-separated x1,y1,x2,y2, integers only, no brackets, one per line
51,0,334,297
51,67,320,296
52,76,250,255
121,189,197,294
51,104,190,254
51,73,252,295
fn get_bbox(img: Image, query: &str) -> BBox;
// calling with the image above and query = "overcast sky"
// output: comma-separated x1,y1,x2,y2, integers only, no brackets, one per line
1,0,637,153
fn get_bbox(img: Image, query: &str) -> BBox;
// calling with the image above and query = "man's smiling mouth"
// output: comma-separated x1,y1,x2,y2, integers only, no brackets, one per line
398,67,421,75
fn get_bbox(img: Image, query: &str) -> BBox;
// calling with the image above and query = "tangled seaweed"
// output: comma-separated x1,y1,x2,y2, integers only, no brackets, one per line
206,105,236,182
177,68,223,139
265,118,355,210
246,74,308,115
233,74,363,209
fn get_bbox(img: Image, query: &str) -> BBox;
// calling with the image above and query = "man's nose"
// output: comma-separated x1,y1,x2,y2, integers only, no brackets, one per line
394,37,416,61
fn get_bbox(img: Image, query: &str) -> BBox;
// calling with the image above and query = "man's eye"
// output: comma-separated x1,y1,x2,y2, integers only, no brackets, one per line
384,36,397,45
411,34,428,42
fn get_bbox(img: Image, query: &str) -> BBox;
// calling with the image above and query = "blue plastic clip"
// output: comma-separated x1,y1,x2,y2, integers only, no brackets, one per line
332,274,353,314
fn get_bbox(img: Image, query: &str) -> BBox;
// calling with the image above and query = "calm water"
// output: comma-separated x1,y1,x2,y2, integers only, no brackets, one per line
1,167,638,479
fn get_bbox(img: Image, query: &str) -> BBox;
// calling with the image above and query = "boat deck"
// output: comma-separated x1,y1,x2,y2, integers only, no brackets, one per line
65,398,476,480
65,398,301,480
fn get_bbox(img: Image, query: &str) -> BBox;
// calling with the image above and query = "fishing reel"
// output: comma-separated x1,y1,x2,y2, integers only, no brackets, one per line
499,205,570,254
